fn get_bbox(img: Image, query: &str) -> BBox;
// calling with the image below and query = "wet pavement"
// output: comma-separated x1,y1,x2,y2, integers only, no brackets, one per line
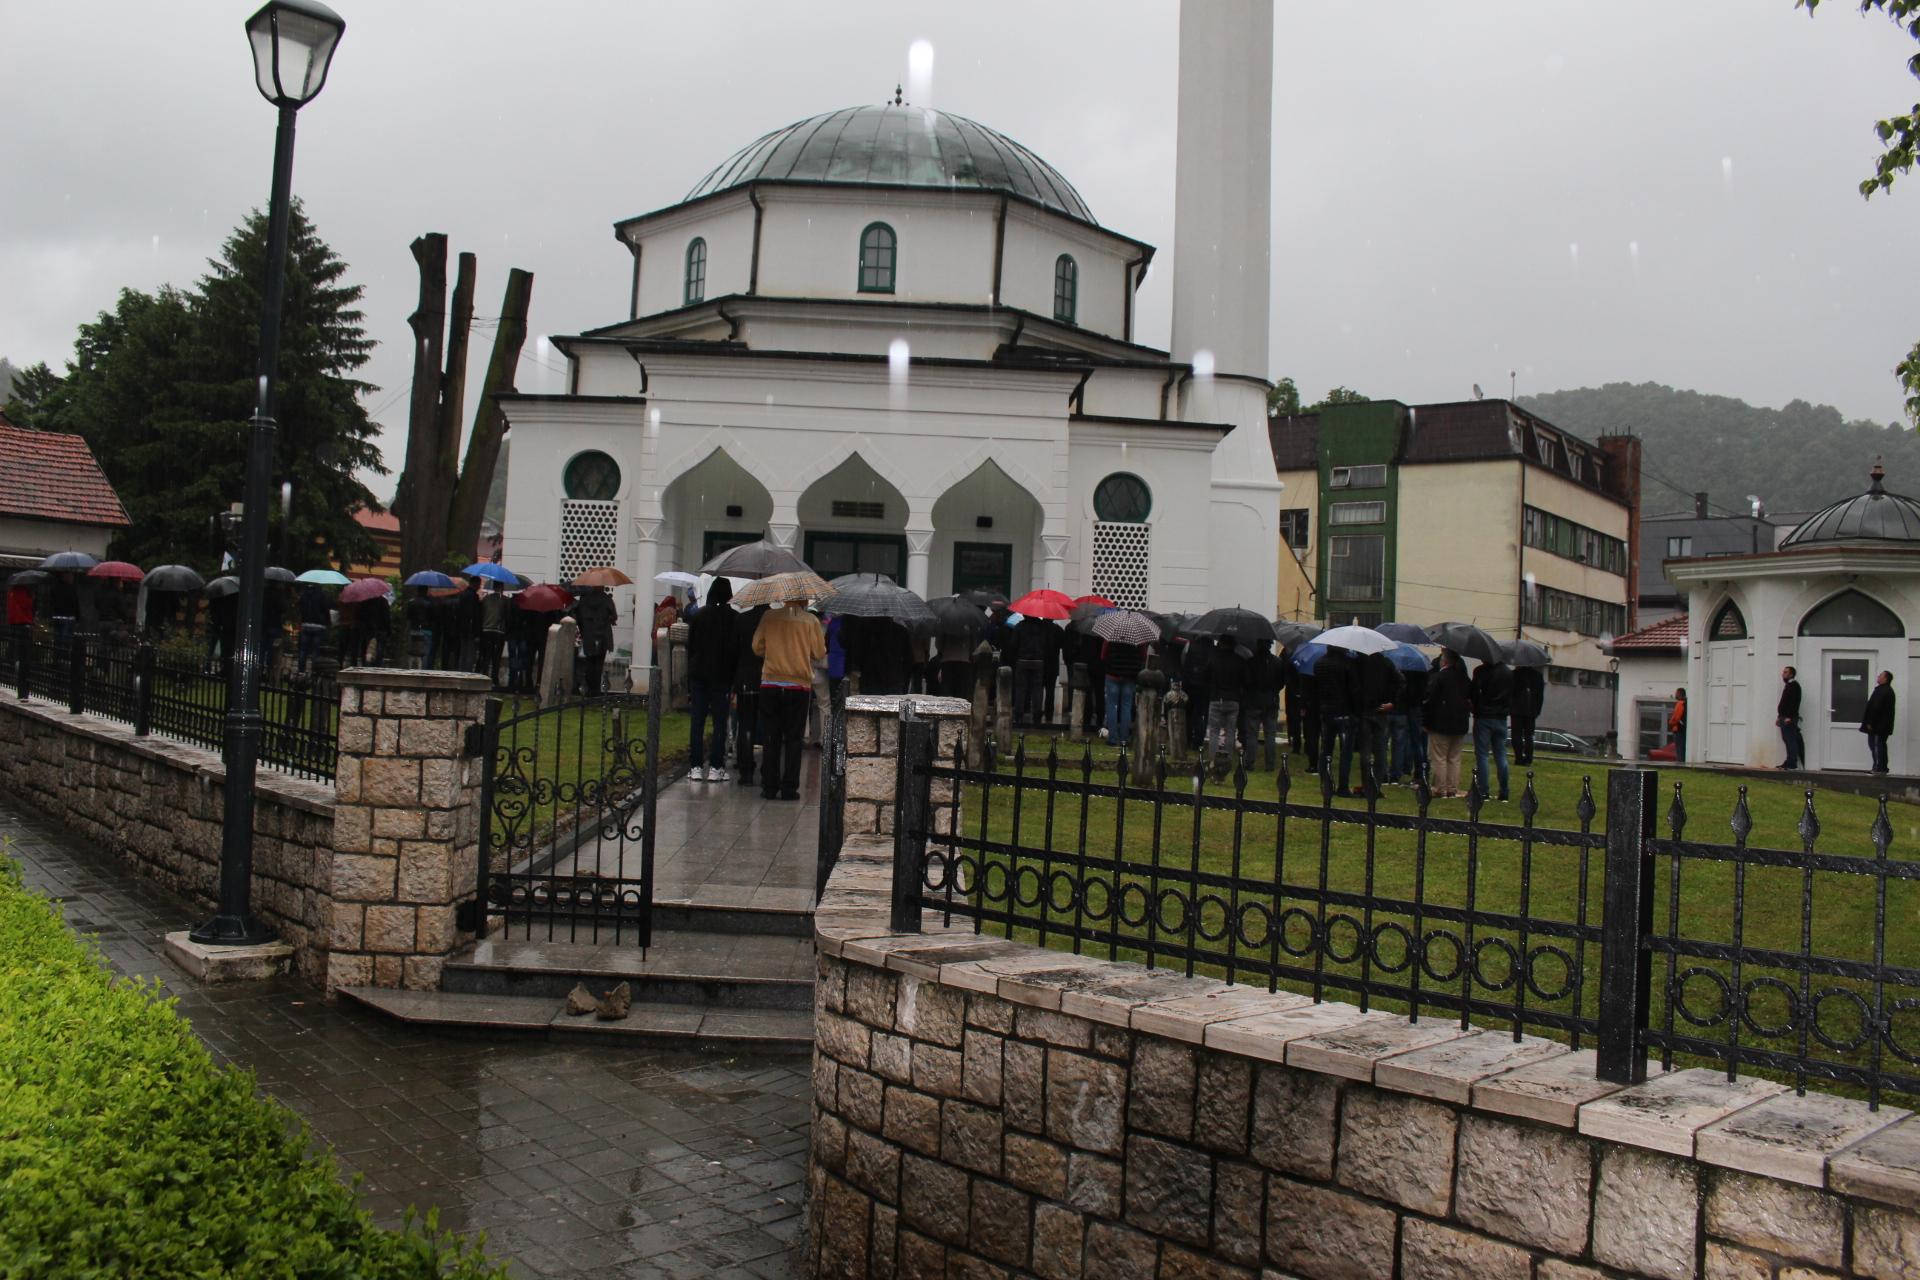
1,795,813,1280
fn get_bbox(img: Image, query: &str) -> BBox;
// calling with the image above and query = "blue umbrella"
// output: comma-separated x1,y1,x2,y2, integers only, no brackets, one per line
1383,644,1432,672
403,570,457,589
1293,640,1429,674
463,562,519,586
38,551,98,572
1290,642,1330,674
1375,622,1433,645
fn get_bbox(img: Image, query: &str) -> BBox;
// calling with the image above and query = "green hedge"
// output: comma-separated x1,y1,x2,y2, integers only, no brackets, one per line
0,856,504,1279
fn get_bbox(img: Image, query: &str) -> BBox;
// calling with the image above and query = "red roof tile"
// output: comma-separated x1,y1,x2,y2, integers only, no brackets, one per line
0,425,129,527
1610,613,1688,653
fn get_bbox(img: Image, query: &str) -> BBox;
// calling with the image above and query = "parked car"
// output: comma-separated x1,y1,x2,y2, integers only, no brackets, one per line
1533,728,1604,757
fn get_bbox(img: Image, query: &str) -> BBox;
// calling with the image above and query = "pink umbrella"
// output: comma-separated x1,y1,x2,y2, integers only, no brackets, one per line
339,577,391,604
87,560,145,582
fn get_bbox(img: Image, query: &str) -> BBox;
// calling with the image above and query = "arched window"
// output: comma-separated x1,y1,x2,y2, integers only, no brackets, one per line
858,222,896,294
1798,589,1905,637
684,237,707,306
1053,254,1078,325
1093,473,1152,523
1709,600,1748,640
564,451,621,501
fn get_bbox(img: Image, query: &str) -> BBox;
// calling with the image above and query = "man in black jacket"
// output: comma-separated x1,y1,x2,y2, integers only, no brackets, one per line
686,578,736,781
1510,664,1545,765
1863,670,1896,774
1778,666,1805,770
1471,659,1515,801
1315,647,1355,789
1205,636,1249,777
1242,640,1282,772
1339,650,1401,797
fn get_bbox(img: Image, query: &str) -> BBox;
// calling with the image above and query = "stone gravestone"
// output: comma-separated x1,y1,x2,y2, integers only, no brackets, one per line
540,617,578,706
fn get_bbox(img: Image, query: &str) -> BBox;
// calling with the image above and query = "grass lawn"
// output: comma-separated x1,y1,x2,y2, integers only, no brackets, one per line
940,738,1920,1105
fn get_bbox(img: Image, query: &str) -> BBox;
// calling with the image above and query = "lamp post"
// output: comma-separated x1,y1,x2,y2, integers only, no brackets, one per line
1608,656,1622,760
192,0,345,946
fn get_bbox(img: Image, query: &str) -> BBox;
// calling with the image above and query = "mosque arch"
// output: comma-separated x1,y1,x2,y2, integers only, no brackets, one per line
1798,589,1905,638
797,454,910,582
931,459,1046,599
1709,599,1748,641
659,447,773,573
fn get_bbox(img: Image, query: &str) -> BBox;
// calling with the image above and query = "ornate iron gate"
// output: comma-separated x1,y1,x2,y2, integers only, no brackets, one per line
474,683,661,946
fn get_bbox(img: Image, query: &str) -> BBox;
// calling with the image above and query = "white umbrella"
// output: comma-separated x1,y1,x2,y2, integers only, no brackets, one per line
655,570,701,588
1315,623,1400,655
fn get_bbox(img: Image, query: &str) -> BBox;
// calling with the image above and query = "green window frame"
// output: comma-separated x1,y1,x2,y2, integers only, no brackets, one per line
858,222,896,294
684,237,706,305
1053,254,1077,324
563,450,621,501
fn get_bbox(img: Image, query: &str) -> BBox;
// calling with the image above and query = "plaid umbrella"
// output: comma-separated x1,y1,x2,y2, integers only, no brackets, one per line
823,573,933,625
1091,610,1161,646
732,570,834,608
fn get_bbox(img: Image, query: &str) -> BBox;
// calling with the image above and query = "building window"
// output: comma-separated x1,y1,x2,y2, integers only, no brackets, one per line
1329,501,1386,526
830,499,886,520
1667,536,1693,558
1327,534,1385,602
1522,584,1626,638
1535,432,1558,467
1053,254,1077,324
1093,472,1152,523
684,237,706,306
1568,451,1584,482
1709,600,1748,640
1280,508,1310,551
1328,464,1388,490
859,222,897,293
563,450,621,501
1523,505,1626,574
1798,589,1905,638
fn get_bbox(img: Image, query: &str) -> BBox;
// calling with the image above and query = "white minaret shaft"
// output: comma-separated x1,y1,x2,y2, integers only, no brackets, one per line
1172,0,1281,615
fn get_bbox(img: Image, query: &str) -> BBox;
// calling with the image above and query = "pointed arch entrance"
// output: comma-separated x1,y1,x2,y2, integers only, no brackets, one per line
660,448,774,576
797,454,910,582
931,460,1045,599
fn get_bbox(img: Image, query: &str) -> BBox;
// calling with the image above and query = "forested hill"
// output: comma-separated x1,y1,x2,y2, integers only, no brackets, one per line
1518,382,1919,516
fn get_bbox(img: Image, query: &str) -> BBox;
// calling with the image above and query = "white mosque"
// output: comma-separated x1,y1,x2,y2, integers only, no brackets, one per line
499,3,1281,658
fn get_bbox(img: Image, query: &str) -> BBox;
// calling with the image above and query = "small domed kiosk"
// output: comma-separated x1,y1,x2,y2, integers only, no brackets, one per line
1662,460,1920,772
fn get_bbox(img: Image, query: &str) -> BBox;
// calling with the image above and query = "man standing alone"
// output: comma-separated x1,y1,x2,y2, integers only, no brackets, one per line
1863,670,1896,775
1778,666,1804,770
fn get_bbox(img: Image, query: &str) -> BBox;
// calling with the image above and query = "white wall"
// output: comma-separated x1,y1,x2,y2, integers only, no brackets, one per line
632,193,757,319
755,190,995,304
929,462,1041,597
1615,653,1686,760
997,204,1131,340
1066,419,1219,613
0,518,114,561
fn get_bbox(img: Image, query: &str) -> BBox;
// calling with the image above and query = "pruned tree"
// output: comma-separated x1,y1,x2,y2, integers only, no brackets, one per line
392,234,532,573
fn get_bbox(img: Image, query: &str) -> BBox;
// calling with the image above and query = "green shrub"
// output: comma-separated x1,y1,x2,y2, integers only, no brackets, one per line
0,856,505,1279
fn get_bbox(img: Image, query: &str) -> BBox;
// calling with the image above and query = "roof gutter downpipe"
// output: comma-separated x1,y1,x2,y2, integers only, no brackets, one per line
747,185,764,296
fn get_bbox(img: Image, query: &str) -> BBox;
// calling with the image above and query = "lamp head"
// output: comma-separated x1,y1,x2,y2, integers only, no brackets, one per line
246,0,344,108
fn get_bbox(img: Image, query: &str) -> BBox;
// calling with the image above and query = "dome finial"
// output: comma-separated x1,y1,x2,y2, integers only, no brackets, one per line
1871,456,1887,495
892,84,904,106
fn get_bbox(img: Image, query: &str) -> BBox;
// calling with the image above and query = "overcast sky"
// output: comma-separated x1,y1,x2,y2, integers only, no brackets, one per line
4,1,1916,492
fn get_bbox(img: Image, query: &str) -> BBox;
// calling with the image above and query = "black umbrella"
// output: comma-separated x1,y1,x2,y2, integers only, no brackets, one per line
1428,621,1506,664
1185,607,1277,645
700,539,810,579
1067,601,1113,634
1273,621,1323,649
822,573,934,626
263,566,297,585
8,569,48,587
1502,638,1552,668
957,588,1000,609
38,551,98,572
205,575,240,600
1375,621,1433,645
143,564,206,592
925,595,988,637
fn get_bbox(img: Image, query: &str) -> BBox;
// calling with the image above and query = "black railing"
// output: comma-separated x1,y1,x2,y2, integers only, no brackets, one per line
2,627,338,782
889,708,1920,1109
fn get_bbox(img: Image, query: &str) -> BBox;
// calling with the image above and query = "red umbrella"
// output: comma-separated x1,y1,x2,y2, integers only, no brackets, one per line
339,577,392,604
517,583,574,612
87,561,144,582
1073,594,1116,608
1010,589,1074,620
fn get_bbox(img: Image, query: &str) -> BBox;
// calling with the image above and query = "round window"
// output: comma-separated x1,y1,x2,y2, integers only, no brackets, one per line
1093,473,1151,523
564,451,621,501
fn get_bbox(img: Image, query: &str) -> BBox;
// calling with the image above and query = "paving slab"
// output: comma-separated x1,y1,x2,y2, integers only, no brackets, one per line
1695,1089,1910,1187
1829,1113,1920,1210
1375,1030,1570,1105
1285,1015,1476,1082
1203,1000,1380,1064
1578,1067,1789,1157
1130,986,1312,1044
1471,1048,1627,1128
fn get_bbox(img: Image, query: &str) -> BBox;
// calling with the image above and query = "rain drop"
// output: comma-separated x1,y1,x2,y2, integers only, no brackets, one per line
1721,156,1734,187
908,39,935,107
150,234,160,255
1568,242,1580,267
1193,349,1215,379
888,338,910,381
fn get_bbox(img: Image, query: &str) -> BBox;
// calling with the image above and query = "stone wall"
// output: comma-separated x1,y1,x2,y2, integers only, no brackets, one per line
841,695,970,837
809,840,1920,1280
0,694,335,982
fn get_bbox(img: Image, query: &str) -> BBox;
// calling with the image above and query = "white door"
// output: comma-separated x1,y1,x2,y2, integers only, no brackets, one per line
1704,642,1750,763
1823,651,1875,771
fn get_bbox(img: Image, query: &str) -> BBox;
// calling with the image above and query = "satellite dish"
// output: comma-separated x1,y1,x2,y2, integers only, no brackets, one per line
1471,383,1484,400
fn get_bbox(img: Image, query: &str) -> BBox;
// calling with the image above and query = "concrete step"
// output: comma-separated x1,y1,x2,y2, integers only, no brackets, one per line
651,900,815,937
338,986,814,1051
442,930,815,1010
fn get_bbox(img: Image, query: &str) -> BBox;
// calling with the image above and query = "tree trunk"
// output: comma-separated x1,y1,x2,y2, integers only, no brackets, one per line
396,233,448,576
421,251,476,569
446,267,533,568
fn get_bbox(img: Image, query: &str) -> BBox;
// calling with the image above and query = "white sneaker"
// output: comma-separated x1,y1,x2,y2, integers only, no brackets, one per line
712,767,731,783
690,765,709,782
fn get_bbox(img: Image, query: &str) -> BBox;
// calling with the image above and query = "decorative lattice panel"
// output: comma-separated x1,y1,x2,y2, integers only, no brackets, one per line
1090,521,1151,610
559,500,619,582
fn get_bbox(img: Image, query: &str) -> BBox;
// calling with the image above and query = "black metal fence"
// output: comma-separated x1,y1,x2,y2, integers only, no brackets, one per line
2,627,338,782
889,710,1920,1109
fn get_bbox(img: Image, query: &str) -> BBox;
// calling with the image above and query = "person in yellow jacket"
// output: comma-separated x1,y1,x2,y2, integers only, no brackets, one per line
752,599,826,800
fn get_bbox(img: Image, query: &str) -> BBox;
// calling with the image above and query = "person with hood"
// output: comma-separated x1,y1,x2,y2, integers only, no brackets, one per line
1242,639,1282,772
686,577,737,781
1424,649,1473,798
1471,656,1516,801
752,597,826,800
573,586,618,694
1510,662,1546,766
1863,670,1896,774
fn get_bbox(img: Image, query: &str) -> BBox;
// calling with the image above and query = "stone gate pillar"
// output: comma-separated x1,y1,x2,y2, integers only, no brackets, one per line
322,668,491,994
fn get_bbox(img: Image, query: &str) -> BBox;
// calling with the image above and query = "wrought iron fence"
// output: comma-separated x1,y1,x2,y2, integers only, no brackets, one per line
3,626,338,782
888,709,1920,1108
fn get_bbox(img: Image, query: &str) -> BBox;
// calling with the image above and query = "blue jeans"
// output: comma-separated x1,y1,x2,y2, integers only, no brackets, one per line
1474,717,1511,799
1780,720,1805,769
1869,732,1890,773
297,623,326,673
1104,677,1135,747
689,679,729,769
1389,707,1427,781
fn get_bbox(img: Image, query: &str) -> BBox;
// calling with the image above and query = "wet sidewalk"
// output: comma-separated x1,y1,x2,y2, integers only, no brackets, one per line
0,796,812,1280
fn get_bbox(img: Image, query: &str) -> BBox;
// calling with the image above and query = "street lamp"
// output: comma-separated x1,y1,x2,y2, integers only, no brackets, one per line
1608,656,1622,760
192,0,345,946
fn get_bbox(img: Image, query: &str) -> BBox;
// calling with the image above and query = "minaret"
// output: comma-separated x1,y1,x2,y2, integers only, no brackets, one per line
1171,0,1280,615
